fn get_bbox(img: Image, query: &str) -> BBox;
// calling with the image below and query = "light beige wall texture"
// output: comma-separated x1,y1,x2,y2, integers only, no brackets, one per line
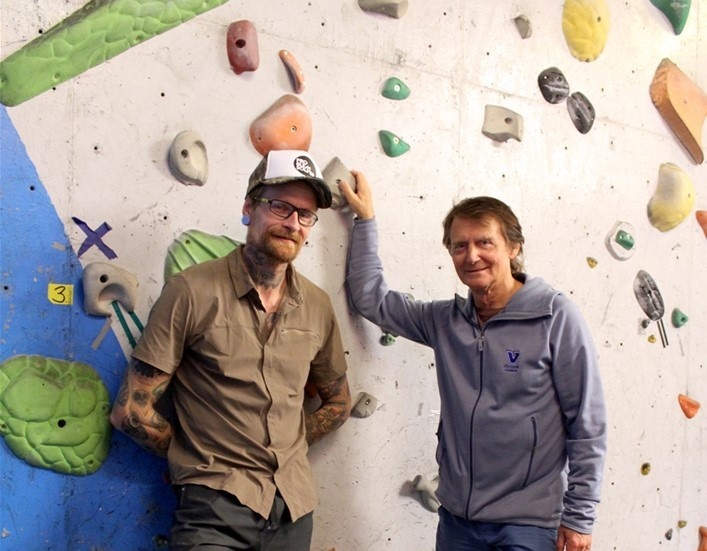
2,1,706,549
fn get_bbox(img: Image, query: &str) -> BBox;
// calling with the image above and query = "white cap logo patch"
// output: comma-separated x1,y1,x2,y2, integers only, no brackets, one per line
294,155,316,178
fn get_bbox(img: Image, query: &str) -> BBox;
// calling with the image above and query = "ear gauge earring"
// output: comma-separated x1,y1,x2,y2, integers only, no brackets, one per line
241,214,250,226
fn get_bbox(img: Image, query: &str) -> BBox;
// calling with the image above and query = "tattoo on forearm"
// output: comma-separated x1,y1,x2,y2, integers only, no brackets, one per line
306,376,351,445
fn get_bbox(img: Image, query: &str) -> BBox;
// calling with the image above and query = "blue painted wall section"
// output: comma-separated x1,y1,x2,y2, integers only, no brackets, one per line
0,106,174,550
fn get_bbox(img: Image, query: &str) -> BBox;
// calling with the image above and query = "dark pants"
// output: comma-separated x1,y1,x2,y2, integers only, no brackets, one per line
170,484,313,551
436,507,558,551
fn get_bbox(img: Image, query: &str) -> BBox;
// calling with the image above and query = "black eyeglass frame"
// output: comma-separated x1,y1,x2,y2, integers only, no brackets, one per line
253,197,319,227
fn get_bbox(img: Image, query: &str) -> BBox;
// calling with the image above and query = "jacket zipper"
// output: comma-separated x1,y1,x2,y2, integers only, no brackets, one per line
522,416,538,487
464,332,485,517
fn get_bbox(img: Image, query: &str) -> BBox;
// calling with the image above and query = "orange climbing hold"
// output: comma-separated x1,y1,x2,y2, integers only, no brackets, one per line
249,94,312,156
279,49,305,94
699,526,707,551
649,58,707,164
696,210,707,237
678,393,700,419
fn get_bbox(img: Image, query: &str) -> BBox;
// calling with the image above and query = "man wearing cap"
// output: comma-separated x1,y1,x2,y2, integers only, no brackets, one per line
111,150,351,551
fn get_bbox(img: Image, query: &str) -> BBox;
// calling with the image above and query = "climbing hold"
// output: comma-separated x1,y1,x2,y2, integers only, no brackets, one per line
226,20,259,75
567,91,595,134
633,270,668,347
697,211,707,238
538,67,570,104
249,94,312,156
699,525,707,551
671,308,688,328
322,156,356,211
678,394,700,419
164,229,242,282
665,528,673,541
378,130,410,157
650,0,691,35
0,355,111,475
351,392,378,418
279,49,305,94
167,130,209,186
412,474,441,512
0,0,230,107
586,257,598,268
605,221,636,260
561,0,610,62
380,332,397,345
513,15,532,39
481,105,523,143
647,162,695,232
678,520,688,528
650,58,707,164
381,77,410,100
640,462,651,475
358,0,408,19
83,262,139,317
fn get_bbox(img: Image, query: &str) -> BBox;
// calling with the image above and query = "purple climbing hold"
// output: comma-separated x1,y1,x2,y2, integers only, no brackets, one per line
567,91,595,134
538,67,570,104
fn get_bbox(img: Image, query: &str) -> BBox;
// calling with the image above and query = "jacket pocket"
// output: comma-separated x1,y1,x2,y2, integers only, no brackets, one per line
521,416,538,488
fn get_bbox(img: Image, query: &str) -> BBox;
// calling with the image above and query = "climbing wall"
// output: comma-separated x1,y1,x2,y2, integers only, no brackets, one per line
1,1,705,550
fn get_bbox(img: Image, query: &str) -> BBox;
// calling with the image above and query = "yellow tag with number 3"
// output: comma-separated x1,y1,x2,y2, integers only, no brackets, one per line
48,283,73,305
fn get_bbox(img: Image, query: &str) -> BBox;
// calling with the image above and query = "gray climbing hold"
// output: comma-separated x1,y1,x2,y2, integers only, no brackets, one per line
168,130,209,186
567,91,595,134
538,67,570,104
351,392,378,418
358,0,408,18
83,262,139,317
412,474,441,512
481,105,523,142
322,156,356,211
513,15,532,39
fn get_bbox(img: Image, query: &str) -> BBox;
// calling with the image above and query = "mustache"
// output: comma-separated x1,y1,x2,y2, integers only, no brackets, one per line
269,230,301,245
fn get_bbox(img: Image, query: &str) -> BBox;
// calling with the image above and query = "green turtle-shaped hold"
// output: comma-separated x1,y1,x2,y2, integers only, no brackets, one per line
0,355,111,475
164,229,242,282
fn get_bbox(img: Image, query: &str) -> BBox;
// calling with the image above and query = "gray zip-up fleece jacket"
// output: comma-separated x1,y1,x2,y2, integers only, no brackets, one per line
346,218,607,534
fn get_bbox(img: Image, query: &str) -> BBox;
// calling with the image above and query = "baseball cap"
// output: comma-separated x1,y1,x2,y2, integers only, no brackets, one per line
247,150,333,208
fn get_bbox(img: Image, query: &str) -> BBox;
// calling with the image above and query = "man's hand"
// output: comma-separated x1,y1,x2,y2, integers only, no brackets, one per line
556,525,592,551
338,170,375,220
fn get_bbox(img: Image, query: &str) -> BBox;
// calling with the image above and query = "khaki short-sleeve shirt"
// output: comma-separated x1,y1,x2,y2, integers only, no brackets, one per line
132,246,348,521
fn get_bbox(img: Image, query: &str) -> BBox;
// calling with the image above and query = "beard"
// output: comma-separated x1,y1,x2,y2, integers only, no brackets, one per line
250,227,302,264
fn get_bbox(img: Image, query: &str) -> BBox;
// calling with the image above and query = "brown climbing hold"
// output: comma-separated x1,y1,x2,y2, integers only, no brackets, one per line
696,211,707,238
649,58,707,164
279,49,305,94
226,20,259,75
699,526,707,551
249,94,312,156
678,394,700,419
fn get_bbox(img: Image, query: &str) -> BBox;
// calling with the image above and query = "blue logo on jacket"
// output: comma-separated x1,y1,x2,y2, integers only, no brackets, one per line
504,349,520,373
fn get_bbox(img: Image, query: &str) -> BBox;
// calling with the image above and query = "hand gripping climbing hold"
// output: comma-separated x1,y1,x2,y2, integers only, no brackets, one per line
82,262,139,317
650,58,707,164
249,94,312,156
322,156,356,211
168,130,209,186
226,20,259,75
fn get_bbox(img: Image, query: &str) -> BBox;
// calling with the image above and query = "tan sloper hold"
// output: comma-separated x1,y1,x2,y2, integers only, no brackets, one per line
650,58,707,164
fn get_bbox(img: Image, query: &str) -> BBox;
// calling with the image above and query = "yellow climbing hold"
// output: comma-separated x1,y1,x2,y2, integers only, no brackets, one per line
562,0,610,62
647,162,695,232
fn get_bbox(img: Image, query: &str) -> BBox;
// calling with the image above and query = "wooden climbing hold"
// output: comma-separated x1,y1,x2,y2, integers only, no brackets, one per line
649,58,707,164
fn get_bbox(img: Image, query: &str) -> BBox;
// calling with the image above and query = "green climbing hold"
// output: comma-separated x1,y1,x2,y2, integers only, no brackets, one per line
0,355,111,475
380,333,397,346
378,130,410,157
0,0,231,107
615,229,635,250
164,229,242,282
671,308,688,328
650,0,691,35
381,77,410,100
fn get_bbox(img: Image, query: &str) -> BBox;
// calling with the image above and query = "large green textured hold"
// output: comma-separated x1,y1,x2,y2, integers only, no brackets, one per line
164,229,242,282
0,0,231,107
0,355,111,475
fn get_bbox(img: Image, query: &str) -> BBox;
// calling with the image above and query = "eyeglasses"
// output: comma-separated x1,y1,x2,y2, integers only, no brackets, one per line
254,197,319,227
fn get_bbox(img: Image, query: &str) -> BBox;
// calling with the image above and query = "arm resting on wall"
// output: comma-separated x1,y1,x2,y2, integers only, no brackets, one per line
110,358,174,457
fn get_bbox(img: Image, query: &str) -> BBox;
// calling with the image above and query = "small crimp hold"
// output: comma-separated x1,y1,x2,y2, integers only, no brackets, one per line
678,394,700,418
671,308,688,328
605,221,636,260
567,91,595,134
168,130,208,186
358,0,408,19
513,15,532,39
279,49,305,94
481,105,523,142
351,392,378,418
538,67,570,104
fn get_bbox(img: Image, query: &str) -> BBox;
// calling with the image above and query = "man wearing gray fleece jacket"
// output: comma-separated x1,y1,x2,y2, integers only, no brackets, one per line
338,172,607,551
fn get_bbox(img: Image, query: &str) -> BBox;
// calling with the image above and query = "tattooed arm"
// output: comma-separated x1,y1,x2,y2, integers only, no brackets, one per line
110,358,173,457
305,374,351,445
